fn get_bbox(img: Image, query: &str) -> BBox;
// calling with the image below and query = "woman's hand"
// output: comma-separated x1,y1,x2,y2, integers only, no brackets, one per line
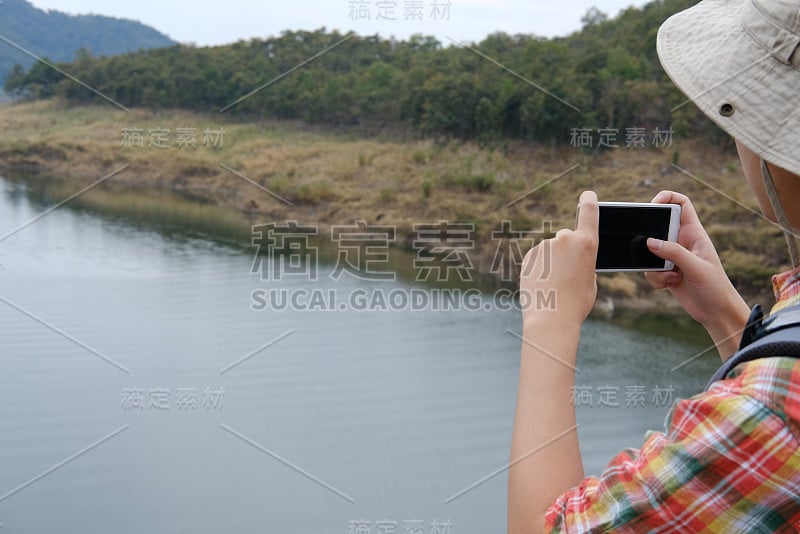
644,190,750,361
520,190,599,329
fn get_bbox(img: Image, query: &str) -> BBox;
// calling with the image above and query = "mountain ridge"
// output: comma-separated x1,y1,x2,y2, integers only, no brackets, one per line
0,0,175,84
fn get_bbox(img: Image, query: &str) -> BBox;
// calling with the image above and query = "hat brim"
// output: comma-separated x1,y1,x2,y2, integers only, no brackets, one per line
657,0,800,176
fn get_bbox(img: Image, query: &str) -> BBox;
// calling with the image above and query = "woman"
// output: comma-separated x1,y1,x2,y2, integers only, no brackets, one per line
508,0,800,531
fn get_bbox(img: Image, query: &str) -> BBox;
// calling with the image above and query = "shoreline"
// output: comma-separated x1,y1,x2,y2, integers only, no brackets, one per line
0,166,705,332
0,100,786,318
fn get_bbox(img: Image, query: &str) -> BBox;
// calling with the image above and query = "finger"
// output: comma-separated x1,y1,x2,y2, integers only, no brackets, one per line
647,237,703,275
576,190,599,236
521,244,539,277
644,271,667,290
650,190,671,204
644,270,682,290
521,239,552,279
650,190,701,229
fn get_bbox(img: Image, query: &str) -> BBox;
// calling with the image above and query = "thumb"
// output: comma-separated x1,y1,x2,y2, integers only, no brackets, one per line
647,238,703,274
645,269,682,290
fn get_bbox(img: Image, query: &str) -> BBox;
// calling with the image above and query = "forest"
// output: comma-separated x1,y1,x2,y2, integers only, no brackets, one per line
5,0,721,146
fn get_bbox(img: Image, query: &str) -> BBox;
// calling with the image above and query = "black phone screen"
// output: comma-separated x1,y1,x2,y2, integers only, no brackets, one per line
597,205,672,270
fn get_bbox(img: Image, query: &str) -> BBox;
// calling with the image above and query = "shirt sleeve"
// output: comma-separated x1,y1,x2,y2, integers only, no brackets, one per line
543,388,800,533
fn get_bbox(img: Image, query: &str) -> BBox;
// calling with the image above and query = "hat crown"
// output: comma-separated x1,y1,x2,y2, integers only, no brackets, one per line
752,0,800,33
745,0,800,67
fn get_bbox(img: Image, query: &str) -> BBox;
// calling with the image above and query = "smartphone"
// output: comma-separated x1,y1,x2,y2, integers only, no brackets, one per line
595,202,681,272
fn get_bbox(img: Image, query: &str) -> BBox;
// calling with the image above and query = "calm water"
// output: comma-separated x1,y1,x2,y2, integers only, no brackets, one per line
0,176,719,533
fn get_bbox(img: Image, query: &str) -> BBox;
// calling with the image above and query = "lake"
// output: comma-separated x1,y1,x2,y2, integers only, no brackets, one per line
0,175,720,533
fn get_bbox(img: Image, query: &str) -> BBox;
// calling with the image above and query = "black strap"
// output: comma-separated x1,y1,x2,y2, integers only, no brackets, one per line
704,303,800,390
738,304,765,350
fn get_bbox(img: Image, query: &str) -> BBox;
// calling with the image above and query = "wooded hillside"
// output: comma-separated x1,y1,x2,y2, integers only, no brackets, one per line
6,0,724,146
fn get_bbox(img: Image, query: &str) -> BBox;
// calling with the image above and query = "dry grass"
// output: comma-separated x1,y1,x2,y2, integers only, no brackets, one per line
0,100,790,310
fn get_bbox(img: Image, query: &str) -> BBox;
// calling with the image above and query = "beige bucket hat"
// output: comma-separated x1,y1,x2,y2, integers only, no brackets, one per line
657,0,800,177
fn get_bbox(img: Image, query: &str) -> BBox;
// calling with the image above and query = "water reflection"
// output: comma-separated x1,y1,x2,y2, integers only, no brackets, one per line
0,175,719,533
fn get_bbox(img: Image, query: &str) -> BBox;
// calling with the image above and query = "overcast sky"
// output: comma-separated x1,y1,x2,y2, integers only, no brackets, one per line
28,0,649,46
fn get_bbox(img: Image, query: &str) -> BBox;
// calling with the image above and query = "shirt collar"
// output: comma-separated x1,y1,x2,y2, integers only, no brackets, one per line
770,266,800,315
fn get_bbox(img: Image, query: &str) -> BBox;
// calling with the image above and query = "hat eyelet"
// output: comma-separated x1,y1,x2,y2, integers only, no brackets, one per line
719,103,735,117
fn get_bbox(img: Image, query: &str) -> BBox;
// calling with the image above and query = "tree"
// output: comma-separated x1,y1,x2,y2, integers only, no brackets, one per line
4,64,27,100
581,6,609,28
21,59,64,99
598,47,640,127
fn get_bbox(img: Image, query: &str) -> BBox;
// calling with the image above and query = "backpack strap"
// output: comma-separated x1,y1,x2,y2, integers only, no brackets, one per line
705,303,800,390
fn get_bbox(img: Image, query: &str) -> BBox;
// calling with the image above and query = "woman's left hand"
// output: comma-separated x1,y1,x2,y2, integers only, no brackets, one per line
520,190,600,328
509,191,599,533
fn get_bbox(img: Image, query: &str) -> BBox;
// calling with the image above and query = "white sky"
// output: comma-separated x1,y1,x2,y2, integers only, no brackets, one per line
27,0,649,46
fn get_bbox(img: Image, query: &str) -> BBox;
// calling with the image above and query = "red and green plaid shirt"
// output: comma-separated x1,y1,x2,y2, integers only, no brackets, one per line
544,268,800,533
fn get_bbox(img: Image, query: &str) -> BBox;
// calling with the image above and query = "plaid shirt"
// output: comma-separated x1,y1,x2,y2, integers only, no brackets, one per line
544,268,800,533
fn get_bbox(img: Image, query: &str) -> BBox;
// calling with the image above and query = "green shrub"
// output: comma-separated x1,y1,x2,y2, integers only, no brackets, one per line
421,180,432,198
297,181,334,204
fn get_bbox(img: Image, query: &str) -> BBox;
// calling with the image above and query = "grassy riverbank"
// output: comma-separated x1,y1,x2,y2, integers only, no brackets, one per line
0,100,789,313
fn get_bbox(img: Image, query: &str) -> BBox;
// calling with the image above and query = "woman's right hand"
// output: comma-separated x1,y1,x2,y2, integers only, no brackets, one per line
644,191,751,361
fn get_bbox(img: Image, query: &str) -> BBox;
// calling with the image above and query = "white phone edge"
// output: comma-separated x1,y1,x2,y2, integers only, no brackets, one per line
594,202,681,273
